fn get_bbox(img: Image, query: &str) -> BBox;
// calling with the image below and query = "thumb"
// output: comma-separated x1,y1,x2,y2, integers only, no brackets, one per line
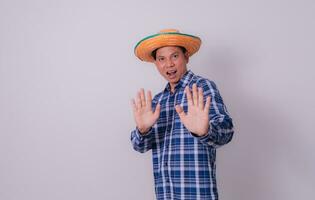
175,105,186,119
153,103,161,119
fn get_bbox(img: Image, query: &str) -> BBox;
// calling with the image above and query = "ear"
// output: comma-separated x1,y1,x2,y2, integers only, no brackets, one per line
153,59,158,66
184,51,189,63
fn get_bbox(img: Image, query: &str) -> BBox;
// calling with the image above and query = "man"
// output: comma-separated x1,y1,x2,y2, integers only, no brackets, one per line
130,29,234,200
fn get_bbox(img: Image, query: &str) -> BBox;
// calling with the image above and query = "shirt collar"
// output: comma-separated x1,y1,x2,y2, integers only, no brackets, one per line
164,70,195,93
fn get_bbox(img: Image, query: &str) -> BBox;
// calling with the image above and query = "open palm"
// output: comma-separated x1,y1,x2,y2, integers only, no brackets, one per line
132,89,160,134
175,84,211,136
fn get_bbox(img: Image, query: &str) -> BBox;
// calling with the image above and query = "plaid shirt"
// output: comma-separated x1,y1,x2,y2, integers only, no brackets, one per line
131,70,234,200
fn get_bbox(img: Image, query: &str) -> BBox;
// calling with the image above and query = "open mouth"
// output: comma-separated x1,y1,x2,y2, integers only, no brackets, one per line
166,70,177,78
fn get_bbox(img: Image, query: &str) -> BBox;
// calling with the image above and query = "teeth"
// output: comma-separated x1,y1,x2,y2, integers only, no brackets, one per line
167,70,176,75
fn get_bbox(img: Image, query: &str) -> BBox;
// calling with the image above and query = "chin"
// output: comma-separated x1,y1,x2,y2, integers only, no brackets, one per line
170,79,180,85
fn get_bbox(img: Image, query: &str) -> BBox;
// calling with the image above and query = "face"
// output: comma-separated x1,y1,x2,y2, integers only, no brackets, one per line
154,46,189,90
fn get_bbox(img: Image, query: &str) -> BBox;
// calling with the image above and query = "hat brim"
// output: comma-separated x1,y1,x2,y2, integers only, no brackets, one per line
134,32,201,62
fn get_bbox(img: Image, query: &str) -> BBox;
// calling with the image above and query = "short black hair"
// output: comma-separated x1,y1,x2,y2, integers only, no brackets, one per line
151,46,187,60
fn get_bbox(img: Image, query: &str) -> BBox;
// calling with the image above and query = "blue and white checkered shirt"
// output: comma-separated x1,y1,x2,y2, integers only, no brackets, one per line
131,70,234,200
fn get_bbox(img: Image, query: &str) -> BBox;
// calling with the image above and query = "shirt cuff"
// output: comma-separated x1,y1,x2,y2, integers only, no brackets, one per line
135,127,153,140
190,124,216,146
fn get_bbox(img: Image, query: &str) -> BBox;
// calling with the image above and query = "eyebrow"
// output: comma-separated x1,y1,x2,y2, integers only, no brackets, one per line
157,51,180,58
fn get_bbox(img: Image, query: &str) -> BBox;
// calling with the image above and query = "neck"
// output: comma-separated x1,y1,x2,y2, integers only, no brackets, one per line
170,83,175,93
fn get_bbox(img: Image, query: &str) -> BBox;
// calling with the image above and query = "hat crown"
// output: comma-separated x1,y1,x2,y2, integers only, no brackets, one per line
135,29,201,62
159,29,179,33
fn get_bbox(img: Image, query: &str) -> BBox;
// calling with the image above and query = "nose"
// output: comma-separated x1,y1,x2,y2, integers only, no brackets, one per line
166,59,175,68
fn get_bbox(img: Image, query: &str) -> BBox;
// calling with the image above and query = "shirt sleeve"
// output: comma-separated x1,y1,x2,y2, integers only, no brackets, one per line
130,127,155,153
191,80,234,148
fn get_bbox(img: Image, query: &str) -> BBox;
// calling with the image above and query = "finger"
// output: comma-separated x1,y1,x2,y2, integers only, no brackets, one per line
136,91,142,109
131,99,137,112
185,86,193,106
147,90,152,109
198,87,204,110
140,88,146,107
175,105,186,121
204,96,211,112
192,84,198,106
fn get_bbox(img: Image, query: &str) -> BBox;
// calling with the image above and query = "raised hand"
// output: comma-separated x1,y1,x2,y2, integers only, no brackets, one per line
175,84,211,137
132,88,160,135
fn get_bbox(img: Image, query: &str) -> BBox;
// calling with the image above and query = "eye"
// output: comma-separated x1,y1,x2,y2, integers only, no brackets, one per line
158,57,164,62
173,54,178,58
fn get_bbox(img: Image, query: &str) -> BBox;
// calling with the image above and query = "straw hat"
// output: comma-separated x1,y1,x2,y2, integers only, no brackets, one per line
134,29,202,62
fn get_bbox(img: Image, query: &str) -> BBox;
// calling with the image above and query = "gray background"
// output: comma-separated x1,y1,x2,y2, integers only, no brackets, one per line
1,0,314,199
